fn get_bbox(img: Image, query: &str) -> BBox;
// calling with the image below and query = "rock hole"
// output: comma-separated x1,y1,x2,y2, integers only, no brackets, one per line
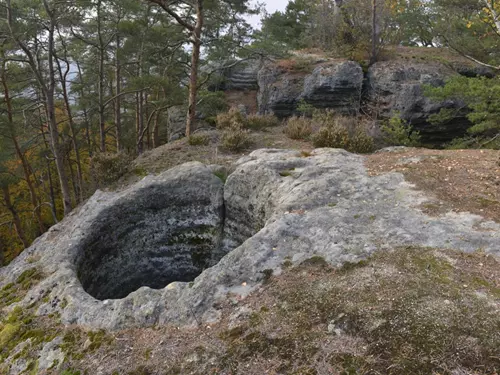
76,175,227,301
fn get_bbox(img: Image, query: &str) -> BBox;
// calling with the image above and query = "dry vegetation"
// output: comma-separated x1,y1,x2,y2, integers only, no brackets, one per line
19,247,499,375
366,148,500,223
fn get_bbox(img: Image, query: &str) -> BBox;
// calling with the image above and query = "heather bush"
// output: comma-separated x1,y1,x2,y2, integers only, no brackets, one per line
284,116,314,140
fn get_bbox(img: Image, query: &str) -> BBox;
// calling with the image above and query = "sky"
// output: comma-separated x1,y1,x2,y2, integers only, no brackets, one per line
247,0,289,28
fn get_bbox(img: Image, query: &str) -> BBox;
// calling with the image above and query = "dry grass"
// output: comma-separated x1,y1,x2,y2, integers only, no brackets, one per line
121,127,313,187
54,247,500,375
284,116,314,140
366,148,500,222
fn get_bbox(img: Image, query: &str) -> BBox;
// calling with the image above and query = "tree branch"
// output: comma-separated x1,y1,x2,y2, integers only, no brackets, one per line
147,0,195,31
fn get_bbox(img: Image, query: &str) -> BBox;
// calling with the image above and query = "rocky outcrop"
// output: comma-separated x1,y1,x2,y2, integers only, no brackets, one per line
366,61,470,143
77,163,225,300
207,59,261,92
257,58,495,144
258,60,363,118
1,149,499,332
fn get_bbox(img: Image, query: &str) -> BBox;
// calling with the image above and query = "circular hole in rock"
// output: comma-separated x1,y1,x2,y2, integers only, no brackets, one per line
76,174,225,301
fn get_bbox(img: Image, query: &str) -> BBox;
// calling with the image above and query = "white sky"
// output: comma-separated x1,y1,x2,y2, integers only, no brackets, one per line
248,0,289,28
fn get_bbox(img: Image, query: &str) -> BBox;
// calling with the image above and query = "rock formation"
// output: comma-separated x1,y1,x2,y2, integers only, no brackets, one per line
1,149,498,332
258,60,363,118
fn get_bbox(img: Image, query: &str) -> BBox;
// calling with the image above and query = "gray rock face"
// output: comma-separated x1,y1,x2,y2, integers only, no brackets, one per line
366,61,470,143
222,60,261,91
166,106,187,141
77,164,225,300
257,59,495,144
1,150,499,331
258,60,363,118
166,107,209,141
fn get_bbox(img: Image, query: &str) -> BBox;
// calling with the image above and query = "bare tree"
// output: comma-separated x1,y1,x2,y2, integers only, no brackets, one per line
370,0,379,65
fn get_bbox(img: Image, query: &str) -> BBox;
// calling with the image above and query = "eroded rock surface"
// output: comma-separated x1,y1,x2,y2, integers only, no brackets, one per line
258,60,363,118
257,59,495,144
0,149,499,331
366,61,469,143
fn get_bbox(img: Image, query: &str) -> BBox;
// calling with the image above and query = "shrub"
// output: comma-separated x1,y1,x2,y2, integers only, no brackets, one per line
245,114,280,130
348,128,375,153
312,108,337,126
297,99,315,117
309,110,375,153
380,113,421,146
312,126,349,148
90,152,132,186
425,76,500,145
284,116,313,140
221,125,252,151
216,107,246,130
188,133,210,146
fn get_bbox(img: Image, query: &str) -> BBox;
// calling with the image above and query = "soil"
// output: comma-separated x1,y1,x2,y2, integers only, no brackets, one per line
50,247,500,375
366,148,500,223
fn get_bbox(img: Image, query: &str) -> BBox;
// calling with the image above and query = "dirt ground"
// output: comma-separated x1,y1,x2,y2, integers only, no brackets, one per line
50,247,500,375
366,148,500,223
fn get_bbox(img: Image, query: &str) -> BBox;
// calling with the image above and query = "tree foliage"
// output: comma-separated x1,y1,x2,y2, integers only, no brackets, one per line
0,0,257,262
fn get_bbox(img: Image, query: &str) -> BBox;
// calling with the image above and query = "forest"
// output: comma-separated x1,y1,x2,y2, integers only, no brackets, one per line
0,0,499,263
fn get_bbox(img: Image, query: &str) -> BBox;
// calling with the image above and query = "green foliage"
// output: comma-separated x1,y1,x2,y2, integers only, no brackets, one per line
296,99,315,117
380,113,421,147
425,76,500,148
0,323,21,348
284,116,314,140
220,126,252,152
197,91,229,119
60,370,81,375
188,134,210,146
259,0,313,50
90,152,132,187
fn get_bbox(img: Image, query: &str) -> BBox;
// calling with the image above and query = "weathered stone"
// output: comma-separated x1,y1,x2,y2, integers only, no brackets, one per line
166,107,208,141
366,61,470,144
257,58,495,144
1,149,499,332
37,337,64,372
258,60,363,118
207,59,262,92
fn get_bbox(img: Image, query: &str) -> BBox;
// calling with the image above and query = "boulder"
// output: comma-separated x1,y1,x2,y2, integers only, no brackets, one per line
258,60,363,118
366,61,471,144
207,59,261,92
257,58,495,144
1,149,498,331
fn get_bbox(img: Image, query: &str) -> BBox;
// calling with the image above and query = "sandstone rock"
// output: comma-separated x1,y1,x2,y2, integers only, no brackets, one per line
37,337,64,372
366,61,470,144
221,60,261,91
0,149,498,331
166,107,209,141
257,59,494,144
258,60,363,118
